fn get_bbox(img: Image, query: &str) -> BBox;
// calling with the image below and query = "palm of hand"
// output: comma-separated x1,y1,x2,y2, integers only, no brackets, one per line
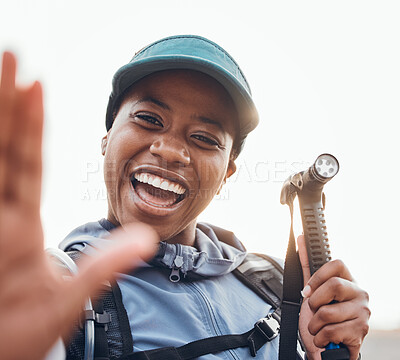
0,52,158,360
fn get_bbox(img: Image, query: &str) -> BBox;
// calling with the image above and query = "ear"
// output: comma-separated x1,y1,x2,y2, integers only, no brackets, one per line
217,160,236,195
101,133,109,156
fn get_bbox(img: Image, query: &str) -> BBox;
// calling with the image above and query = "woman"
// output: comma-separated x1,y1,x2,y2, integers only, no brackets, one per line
0,35,370,360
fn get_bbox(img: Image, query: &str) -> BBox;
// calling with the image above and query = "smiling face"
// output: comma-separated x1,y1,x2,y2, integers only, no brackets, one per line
102,69,237,245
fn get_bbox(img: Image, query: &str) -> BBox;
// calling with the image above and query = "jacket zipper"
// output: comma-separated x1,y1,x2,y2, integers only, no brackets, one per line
187,282,239,360
168,246,238,359
169,244,184,282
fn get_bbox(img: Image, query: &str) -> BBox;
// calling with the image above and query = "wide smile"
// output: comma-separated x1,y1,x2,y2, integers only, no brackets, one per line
129,166,190,217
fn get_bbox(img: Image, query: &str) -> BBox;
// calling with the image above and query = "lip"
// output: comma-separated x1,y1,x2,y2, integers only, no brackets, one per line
129,164,192,217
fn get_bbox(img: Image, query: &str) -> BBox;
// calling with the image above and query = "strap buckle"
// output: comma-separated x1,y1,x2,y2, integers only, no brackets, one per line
255,314,280,342
248,314,280,357
80,310,112,331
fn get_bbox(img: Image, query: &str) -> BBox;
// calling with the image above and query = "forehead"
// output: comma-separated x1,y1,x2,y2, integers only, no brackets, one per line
126,69,233,99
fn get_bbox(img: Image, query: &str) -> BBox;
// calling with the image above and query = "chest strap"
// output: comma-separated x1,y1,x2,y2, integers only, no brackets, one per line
117,312,280,360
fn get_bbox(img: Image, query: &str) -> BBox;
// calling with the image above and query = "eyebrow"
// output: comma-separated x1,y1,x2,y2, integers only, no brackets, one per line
136,97,171,110
196,116,225,133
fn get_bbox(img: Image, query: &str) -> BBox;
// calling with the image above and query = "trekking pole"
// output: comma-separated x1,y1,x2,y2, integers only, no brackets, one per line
293,154,350,360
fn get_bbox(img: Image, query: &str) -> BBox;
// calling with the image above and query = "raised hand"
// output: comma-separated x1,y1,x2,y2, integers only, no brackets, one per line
0,52,159,360
297,235,370,360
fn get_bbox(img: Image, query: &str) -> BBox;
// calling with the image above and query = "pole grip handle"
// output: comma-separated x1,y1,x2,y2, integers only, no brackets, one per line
300,201,331,276
321,347,350,360
299,197,350,359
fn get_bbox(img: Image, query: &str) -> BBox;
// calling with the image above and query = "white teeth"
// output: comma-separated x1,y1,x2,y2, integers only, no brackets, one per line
160,181,169,190
134,172,186,195
175,184,185,195
167,182,176,192
152,177,161,188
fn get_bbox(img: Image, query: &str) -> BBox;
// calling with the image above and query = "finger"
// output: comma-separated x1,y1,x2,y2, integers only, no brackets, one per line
15,81,43,211
303,259,353,297
0,51,16,90
308,300,360,335
0,52,17,199
5,81,43,208
312,318,367,360
58,223,159,325
307,277,362,312
297,235,311,287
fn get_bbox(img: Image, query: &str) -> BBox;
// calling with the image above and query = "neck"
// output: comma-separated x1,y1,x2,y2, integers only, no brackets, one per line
106,213,197,247
163,219,197,246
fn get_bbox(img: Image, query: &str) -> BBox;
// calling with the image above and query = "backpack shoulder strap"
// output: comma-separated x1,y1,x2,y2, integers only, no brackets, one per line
63,250,133,360
233,252,283,310
235,253,306,359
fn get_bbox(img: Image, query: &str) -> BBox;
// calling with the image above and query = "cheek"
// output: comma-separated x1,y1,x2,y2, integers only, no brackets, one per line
196,154,228,194
103,142,132,188
103,154,121,188
104,126,145,170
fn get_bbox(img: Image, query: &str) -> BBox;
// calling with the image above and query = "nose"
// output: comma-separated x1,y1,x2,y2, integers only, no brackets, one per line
150,138,191,166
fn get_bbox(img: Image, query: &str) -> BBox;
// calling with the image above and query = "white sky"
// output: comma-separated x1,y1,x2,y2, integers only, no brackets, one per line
1,0,399,330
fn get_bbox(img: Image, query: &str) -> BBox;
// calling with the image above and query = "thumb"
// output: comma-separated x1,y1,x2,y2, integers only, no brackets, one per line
297,235,311,288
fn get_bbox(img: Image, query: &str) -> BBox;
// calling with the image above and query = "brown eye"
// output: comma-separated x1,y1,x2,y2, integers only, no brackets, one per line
132,114,163,127
192,134,219,147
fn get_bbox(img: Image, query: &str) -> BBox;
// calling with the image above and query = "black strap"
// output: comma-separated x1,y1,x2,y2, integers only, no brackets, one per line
111,279,135,356
92,293,110,359
66,250,111,360
279,195,304,359
117,313,280,360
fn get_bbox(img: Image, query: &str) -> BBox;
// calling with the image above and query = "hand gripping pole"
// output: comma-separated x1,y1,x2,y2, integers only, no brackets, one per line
280,154,350,360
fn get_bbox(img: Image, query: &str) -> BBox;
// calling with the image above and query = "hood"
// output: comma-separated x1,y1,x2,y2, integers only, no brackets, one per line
59,219,247,280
